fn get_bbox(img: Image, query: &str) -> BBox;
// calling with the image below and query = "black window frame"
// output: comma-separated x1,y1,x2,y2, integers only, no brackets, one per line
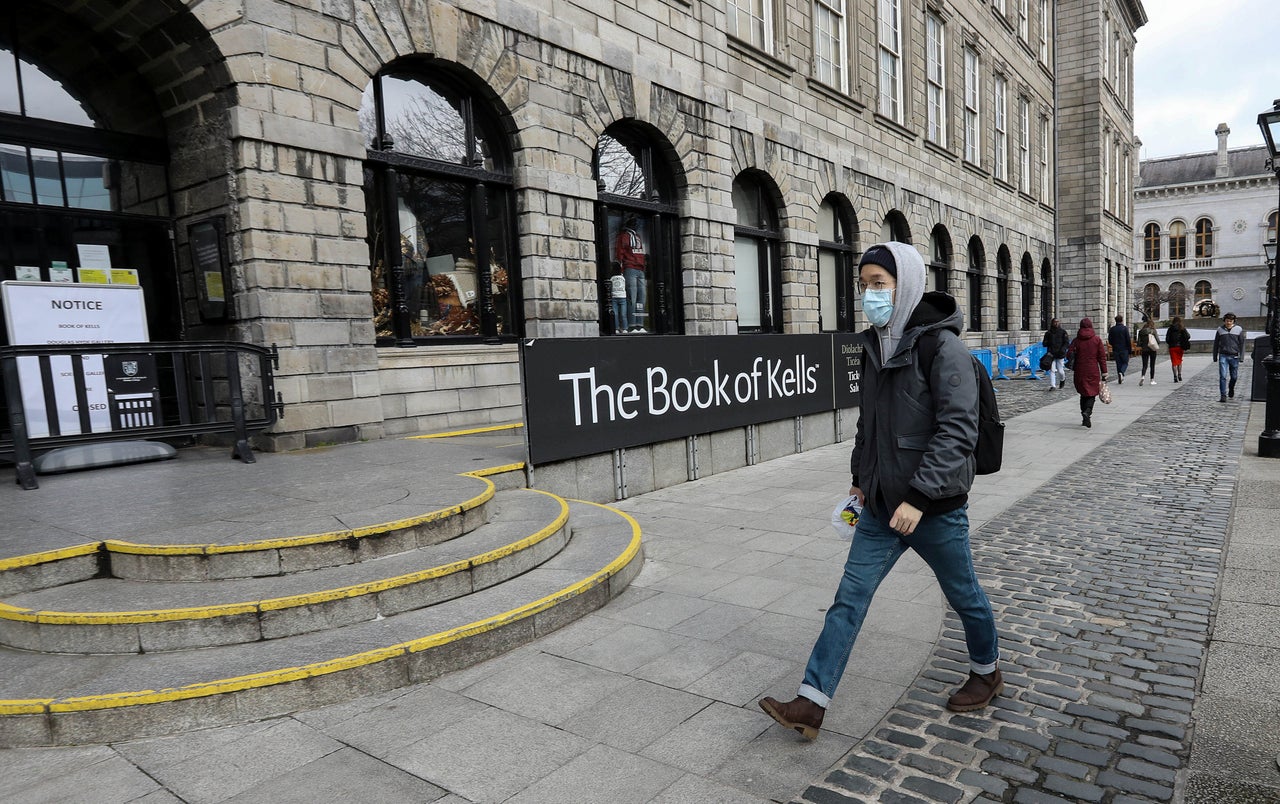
733,172,783,333
361,68,520,345
818,193,859,332
967,237,984,332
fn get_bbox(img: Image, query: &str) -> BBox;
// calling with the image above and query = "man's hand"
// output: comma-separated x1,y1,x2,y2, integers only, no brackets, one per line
848,486,864,506
890,501,923,535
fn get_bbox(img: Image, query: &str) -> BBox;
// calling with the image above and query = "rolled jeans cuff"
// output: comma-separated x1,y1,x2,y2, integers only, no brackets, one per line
971,658,998,675
797,683,830,709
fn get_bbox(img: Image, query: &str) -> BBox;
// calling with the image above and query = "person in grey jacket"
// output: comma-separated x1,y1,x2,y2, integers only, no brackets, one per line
759,242,1001,742
1213,312,1246,402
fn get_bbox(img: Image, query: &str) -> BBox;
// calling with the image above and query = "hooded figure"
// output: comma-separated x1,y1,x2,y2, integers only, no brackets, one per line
1067,317,1108,427
758,242,1002,742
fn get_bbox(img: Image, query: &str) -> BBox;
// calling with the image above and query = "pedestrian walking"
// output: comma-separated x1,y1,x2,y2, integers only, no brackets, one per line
1137,317,1159,386
1165,315,1191,382
758,242,1001,742
1067,317,1108,428
1108,315,1132,384
1212,312,1246,402
1042,318,1070,390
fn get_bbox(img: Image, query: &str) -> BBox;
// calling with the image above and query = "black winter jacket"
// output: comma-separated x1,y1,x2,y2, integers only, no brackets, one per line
850,292,977,519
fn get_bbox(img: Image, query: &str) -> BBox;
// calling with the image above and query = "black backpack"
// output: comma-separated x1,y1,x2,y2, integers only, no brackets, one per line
916,332,1004,475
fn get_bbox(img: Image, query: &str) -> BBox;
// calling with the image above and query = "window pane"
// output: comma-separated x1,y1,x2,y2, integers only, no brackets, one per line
63,152,111,210
485,185,516,335
18,58,93,126
597,134,648,198
733,181,760,227
819,249,838,331
396,173,479,336
0,48,19,115
735,236,762,328
31,148,64,206
0,143,32,203
379,75,471,165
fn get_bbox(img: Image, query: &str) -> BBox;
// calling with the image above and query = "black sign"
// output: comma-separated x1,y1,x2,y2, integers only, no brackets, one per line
832,333,864,409
521,334,863,464
104,353,161,429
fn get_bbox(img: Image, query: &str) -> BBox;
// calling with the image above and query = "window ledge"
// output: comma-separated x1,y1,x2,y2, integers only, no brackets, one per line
808,79,865,113
727,36,794,79
962,160,989,180
924,139,959,161
872,113,919,143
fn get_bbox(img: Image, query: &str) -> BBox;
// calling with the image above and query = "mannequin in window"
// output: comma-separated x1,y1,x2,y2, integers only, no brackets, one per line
609,262,630,334
615,217,648,333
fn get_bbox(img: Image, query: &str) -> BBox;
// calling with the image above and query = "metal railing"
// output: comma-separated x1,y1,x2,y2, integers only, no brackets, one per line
1,341,283,489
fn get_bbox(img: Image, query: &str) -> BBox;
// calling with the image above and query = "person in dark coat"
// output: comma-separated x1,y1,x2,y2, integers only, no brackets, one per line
1107,315,1132,383
1041,319,1070,390
1165,316,1192,382
1067,317,1108,428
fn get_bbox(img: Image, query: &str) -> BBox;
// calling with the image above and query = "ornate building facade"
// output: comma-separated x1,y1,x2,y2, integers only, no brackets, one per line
0,0,1143,453
1134,124,1278,324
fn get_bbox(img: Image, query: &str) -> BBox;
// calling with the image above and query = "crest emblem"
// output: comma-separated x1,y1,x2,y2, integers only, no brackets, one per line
122,361,139,377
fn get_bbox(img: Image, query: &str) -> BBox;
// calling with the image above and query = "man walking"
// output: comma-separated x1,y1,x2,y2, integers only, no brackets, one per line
1213,312,1246,402
1108,315,1132,384
1042,318,1070,390
757,242,1000,742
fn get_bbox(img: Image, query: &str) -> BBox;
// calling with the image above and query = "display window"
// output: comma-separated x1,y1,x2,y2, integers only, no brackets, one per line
361,68,518,343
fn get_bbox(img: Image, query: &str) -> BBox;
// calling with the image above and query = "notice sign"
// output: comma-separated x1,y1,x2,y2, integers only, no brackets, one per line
1,281,149,438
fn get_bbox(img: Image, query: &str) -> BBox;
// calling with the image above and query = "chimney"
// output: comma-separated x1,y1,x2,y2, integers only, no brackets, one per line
1215,123,1230,177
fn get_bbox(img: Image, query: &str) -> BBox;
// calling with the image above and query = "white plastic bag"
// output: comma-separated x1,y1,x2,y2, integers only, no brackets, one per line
830,494,863,539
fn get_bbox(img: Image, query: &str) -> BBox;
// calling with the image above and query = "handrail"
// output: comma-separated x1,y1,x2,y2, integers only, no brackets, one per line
0,341,284,489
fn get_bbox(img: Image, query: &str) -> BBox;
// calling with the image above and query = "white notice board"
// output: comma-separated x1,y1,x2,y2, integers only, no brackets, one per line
2,281,149,438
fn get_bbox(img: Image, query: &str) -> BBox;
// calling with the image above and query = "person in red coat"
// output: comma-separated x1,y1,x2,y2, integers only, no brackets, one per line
1067,317,1108,428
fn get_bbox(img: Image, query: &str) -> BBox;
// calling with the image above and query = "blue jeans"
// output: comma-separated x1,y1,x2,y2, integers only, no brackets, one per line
799,505,998,708
1219,355,1240,396
625,267,646,328
1114,351,1130,378
611,297,629,332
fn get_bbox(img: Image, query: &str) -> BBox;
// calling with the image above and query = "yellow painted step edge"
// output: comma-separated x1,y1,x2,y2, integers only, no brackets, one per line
0,499,640,716
0,490,569,626
408,423,524,439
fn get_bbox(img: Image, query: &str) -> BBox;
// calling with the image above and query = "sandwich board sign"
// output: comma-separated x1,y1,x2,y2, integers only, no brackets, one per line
1,281,149,438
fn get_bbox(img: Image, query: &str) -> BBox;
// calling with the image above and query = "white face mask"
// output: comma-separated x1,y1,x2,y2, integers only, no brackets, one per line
863,288,894,327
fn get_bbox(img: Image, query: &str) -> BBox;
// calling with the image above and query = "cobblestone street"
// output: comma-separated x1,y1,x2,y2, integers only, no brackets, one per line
799,367,1257,803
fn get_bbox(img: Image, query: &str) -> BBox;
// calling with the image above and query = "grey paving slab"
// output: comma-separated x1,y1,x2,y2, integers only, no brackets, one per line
114,719,345,804
504,743,684,804
379,706,589,803
217,746,450,804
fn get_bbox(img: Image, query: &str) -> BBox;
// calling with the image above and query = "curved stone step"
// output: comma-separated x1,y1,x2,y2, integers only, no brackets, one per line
0,499,642,747
0,489,569,654
0,471,501,591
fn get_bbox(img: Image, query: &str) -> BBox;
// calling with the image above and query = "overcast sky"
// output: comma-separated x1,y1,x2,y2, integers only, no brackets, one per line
1133,0,1280,160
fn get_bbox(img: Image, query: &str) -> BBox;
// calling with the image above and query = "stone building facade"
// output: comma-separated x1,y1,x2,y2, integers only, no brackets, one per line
1133,124,1279,326
0,0,1143,458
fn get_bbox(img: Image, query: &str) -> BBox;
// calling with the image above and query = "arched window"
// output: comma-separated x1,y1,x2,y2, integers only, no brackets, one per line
1267,210,1277,246
1142,223,1160,265
1143,283,1160,321
1040,259,1052,329
1020,253,1034,331
1168,220,1187,266
1168,281,1186,318
361,68,517,343
733,171,782,332
996,246,1011,331
818,194,858,332
929,226,951,294
0,32,177,338
1195,280,1212,303
967,237,984,332
595,126,681,335
882,210,911,243
1194,217,1214,264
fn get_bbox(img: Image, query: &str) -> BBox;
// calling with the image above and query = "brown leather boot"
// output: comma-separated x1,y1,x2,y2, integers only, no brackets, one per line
946,669,1004,712
758,695,824,740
